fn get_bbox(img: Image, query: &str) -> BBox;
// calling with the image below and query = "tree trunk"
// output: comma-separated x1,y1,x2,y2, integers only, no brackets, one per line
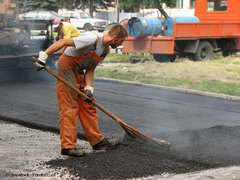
89,0,93,17
116,0,120,23
16,0,19,23
156,0,169,18
80,0,84,11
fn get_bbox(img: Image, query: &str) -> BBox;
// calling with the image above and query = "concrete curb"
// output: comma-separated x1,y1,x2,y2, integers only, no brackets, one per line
95,77,240,101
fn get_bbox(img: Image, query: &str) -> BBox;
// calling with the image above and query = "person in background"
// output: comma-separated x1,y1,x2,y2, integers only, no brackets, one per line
34,24,128,157
53,18,80,40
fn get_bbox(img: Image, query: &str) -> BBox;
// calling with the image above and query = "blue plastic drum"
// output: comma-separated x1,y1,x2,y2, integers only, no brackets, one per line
127,17,162,38
164,16,200,37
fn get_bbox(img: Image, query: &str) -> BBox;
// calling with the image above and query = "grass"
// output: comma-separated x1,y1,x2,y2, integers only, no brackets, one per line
104,24,114,32
104,53,154,63
31,30,58,39
96,54,240,96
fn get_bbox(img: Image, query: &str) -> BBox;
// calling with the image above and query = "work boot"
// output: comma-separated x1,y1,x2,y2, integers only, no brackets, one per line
92,138,119,150
61,148,85,157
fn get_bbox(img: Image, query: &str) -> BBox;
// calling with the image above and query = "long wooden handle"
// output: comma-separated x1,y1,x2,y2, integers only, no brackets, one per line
144,25,156,57
31,57,125,124
31,57,171,147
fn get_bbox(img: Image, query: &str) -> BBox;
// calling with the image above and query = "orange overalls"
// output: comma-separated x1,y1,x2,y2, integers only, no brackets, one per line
56,33,109,149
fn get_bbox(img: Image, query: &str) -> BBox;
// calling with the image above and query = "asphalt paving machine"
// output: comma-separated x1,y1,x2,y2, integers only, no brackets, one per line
0,0,30,55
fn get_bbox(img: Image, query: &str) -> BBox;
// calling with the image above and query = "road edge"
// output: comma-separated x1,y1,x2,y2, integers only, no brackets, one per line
95,77,240,101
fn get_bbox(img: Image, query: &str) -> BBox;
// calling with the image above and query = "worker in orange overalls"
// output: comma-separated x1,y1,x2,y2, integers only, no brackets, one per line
35,25,128,157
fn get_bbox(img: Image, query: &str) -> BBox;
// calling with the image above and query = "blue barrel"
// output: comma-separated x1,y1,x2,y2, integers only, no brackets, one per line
164,16,200,37
127,17,162,38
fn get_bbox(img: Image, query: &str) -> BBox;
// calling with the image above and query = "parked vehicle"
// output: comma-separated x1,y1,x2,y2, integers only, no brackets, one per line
20,10,65,21
19,10,66,32
59,11,108,32
20,10,68,46
123,0,240,62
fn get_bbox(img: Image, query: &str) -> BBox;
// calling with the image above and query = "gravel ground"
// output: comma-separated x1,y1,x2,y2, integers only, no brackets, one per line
0,120,93,179
1,120,240,180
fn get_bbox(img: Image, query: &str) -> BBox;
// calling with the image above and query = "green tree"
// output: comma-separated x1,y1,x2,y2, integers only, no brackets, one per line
58,0,76,10
19,0,59,13
19,0,81,13
19,0,41,13
19,0,115,16
120,0,176,18
149,0,176,18
40,0,59,11
89,0,114,17
119,0,141,12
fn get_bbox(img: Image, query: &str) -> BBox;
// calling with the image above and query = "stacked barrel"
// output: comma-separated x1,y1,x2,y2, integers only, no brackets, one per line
127,16,200,37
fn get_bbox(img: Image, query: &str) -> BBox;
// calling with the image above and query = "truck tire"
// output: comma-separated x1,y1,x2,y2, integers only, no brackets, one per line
222,50,230,57
83,23,93,31
153,54,176,62
192,41,213,61
187,53,194,60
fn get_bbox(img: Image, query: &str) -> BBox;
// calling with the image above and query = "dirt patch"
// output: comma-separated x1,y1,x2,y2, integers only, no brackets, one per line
98,62,129,67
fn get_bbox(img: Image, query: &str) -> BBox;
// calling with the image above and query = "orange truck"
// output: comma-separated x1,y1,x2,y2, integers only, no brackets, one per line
123,0,240,62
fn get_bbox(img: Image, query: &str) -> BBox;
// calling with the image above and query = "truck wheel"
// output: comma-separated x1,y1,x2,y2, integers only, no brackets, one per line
153,54,176,62
83,23,93,31
192,41,213,61
222,50,230,57
187,53,194,60
129,56,141,64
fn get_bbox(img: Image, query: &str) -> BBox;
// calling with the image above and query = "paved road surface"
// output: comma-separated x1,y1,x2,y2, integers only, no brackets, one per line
1,120,240,180
1,71,240,179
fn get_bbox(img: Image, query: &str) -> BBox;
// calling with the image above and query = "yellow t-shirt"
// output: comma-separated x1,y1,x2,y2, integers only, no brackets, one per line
60,22,80,39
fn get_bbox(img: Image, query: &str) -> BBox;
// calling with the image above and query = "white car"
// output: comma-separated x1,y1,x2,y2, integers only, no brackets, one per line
59,11,108,32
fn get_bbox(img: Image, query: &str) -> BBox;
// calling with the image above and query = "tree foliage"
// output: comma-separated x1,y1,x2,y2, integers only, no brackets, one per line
119,0,143,12
18,0,173,18
89,0,114,17
147,0,176,8
120,0,176,17
19,0,114,16
19,0,59,13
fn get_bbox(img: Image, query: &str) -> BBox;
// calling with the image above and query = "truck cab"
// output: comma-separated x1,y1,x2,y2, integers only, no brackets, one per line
195,0,239,22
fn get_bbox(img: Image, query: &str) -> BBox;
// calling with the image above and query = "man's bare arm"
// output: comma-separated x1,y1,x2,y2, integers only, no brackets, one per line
45,38,75,56
85,65,97,87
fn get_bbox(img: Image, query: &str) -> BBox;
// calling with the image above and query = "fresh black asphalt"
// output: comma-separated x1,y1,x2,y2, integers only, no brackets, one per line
1,68,240,179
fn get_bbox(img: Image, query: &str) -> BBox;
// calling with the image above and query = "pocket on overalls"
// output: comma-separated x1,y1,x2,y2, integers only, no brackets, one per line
76,57,98,70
